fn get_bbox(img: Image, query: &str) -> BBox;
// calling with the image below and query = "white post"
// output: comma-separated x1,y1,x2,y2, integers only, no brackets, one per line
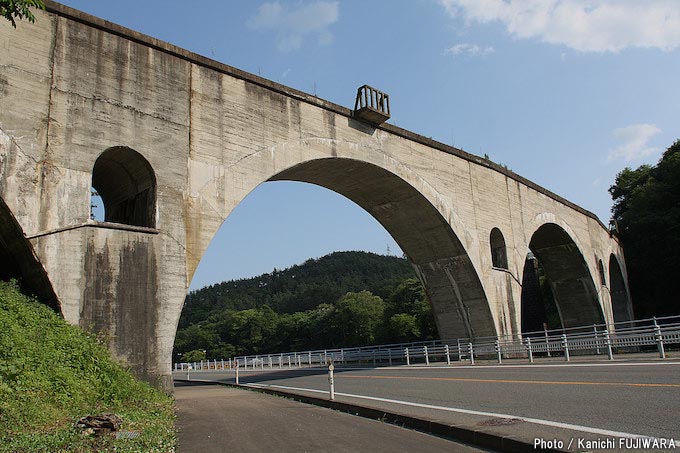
235,363,239,385
545,326,551,357
457,339,461,361
405,347,410,365
388,348,393,366
328,361,335,401
268,355,272,368
604,329,614,360
221,359,224,370
594,325,601,354
445,345,451,365
495,340,502,364
424,346,429,365
308,351,312,368
527,337,534,363
655,322,666,359
468,343,474,365
562,334,570,361
288,356,291,368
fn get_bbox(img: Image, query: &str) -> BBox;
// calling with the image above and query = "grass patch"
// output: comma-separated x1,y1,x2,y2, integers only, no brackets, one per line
0,280,176,452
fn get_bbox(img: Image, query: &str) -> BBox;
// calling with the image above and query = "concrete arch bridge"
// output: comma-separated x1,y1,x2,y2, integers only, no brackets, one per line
0,3,631,390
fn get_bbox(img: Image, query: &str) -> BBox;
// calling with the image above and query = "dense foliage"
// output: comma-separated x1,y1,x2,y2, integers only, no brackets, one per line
0,0,44,27
175,252,436,359
0,281,175,452
609,139,680,317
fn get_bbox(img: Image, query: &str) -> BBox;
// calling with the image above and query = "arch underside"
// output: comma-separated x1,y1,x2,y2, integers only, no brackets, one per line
0,197,59,310
270,158,496,339
529,224,604,328
609,254,632,323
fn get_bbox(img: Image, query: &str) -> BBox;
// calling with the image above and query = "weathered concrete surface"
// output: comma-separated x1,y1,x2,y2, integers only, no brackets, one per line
0,2,631,390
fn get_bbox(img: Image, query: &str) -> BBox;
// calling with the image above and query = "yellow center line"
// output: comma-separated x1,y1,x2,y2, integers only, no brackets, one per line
342,374,680,388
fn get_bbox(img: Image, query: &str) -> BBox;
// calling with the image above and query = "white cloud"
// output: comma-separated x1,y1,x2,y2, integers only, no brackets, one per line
439,0,680,53
247,1,339,52
445,43,495,57
607,123,662,162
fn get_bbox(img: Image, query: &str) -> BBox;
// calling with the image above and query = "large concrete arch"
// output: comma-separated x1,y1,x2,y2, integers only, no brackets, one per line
526,222,605,328
267,157,496,340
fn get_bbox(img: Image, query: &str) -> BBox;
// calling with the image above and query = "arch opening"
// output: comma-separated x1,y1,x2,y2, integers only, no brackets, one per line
0,197,59,310
91,146,156,228
269,158,496,340
490,227,508,269
609,254,632,323
520,252,561,333
523,223,604,330
597,258,606,286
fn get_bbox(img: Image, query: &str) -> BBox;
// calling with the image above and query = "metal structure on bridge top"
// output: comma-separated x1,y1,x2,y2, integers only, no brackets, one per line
0,1,631,391
354,85,391,125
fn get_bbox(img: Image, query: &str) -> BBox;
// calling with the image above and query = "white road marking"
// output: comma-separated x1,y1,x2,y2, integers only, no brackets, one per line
244,382,678,442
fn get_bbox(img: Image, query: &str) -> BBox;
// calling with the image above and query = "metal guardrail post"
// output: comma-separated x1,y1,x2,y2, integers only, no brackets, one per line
604,329,614,360
445,344,451,365
468,343,474,365
388,348,393,366
308,351,312,368
594,325,601,354
235,362,239,385
288,356,291,368
424,346,429,365
562,334,570,361
405,347,410,365
545,327,551,357
457,339,462,361
655,324,666,359
526,337,534,363
495,340,502,364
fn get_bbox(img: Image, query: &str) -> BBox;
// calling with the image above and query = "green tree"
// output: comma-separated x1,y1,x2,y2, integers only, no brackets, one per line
609,139,680,317
0,0,44,27
331,291,385,346
387,313,420,342
182,349,206,363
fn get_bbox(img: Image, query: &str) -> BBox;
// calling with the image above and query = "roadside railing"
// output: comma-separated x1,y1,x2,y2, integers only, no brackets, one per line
174,315,680,372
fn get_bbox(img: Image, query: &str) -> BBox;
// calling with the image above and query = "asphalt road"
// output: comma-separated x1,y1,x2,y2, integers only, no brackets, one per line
175,381,489,452
175,360,680,443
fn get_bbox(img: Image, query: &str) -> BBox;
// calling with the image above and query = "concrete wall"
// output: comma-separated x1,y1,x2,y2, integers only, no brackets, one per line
0,3,630,390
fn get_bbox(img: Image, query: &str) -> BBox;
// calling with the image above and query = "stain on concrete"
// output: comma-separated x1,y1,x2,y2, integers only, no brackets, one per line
81,239,114,334
115,239,158,385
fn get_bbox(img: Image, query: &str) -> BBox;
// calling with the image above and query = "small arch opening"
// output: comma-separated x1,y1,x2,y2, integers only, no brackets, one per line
91,146,156,228
597,258,606,286
490,227,508,269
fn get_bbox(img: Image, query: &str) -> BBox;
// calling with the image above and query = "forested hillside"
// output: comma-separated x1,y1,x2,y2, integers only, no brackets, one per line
175,251,436,360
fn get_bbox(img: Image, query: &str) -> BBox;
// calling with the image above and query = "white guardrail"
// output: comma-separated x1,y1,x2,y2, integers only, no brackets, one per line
174,315,680,372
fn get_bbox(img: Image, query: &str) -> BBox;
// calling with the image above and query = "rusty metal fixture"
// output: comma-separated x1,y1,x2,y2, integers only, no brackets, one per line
353,85,390,125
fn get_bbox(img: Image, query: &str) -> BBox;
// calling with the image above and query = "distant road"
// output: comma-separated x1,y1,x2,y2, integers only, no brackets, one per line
176,360,680,442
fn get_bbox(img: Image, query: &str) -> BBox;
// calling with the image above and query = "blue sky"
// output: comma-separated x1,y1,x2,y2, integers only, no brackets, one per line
61,1,680,289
